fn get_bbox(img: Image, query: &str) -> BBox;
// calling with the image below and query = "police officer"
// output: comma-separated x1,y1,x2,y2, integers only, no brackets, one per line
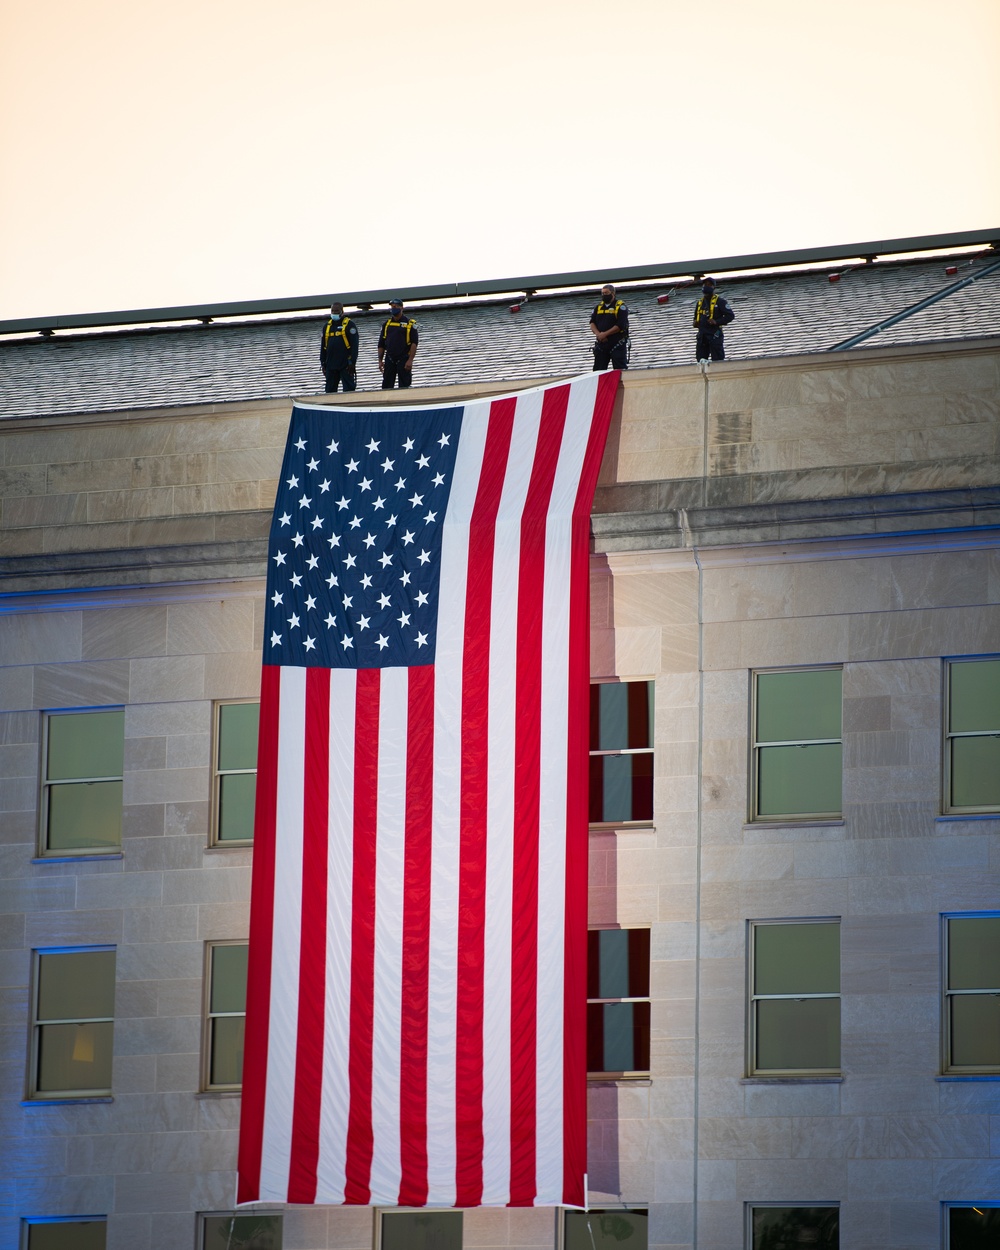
590,283,630,371
320,303,360,393
378,299,419,389
693,277,735,363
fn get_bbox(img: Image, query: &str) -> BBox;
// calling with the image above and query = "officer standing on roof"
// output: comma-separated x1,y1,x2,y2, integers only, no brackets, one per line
590,283,630,371
320,303,360,393
378,299,419,389
693,277,735,363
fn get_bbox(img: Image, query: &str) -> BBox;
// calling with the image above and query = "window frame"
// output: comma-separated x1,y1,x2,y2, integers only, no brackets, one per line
587,925,651,1080
28,946,116,1101
563,1207,648,1250
747,918,841,1078
588,678,655,829
201,940,249,1092
376,1208,463,1250
944,1202,1000,1248
941,912,1000,1074
210,698,260,847
198,1210,283,1249
749,666,843,823
20,1217,107,1250
943,656,1000,815
745,1203,839,1248
39,707,125,858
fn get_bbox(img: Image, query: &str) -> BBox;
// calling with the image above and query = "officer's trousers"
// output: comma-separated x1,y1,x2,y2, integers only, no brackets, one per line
324,365,357,393
381,358,413,389
593,339,629,370
696,328,725,362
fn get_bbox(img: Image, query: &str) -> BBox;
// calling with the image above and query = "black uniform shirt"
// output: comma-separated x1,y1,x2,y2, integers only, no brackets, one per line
590,299,630,338
320,316,360,369
378,317,419,360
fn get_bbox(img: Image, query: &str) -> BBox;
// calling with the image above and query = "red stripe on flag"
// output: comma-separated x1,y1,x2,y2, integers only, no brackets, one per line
562,369,619,1204
287,667,331,1202
509,382,570,1205
237,664,281,1204
455,395,518,1207
344,667,381,1204
398,663,435,1206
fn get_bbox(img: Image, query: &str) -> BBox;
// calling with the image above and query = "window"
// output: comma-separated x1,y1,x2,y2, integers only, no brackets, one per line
943,915,1000,1072
565,1209,647,1250
589,681,654,824
200,1213,282,1249
212,700,259,844
748,921,840,1076
945,658,1000,812
378,1211,462,1250
30,949,115,1099
22,1219,106,1250
41,709,124,854
203,942,248,1090
587,928,650,1076
748,1205,838,1248
751,668,841,821
946,1204,1000,1248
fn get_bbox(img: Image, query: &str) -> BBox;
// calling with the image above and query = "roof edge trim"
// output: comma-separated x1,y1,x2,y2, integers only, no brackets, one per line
3,228,998,337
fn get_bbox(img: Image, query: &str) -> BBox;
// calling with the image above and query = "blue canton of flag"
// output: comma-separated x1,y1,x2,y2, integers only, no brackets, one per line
264,405,463,669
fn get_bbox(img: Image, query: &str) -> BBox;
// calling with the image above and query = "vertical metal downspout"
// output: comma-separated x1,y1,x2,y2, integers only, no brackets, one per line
693,359,711,1246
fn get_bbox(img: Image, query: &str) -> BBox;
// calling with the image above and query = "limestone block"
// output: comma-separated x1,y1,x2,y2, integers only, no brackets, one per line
124,767,208,807
172,481,260,516
166,599,255,657
701,563,793,624
125,836,206,872
33,659,131,709
888,548,993,611
203,652,262,700
612,570,698,629
735,1156,847,1198
698,1116,793,1160
162,733,208,770
196,901,251,940
152,1053,199,1094
4,492,88,529
65,1130,155,1176
24,908,122,948
161,865,251,907
83,608,168,662
842,1074,938,1115
660,624,698,673
123,905,199,945
0,612,82,667
127,701,209,738
129,655,205,703
86,488,174,524
791,1115,890,1159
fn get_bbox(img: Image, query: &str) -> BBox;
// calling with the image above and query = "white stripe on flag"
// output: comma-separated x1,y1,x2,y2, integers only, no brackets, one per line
260,666,306,1200
480,385,545,1203
317,668,358,1202
425,397,491,1204
535,374,599,1201
370,666,409,1202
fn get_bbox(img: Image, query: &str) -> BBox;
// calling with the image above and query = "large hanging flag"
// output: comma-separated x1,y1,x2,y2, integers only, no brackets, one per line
237,371,618,1209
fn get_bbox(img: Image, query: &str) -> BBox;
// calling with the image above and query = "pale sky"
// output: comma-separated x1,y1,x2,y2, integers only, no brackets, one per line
1,0,998,320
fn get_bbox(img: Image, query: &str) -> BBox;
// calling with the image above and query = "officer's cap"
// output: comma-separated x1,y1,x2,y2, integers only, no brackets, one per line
389,298,403,308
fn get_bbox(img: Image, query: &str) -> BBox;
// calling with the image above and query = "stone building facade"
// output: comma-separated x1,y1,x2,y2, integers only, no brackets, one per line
2,334,999,1249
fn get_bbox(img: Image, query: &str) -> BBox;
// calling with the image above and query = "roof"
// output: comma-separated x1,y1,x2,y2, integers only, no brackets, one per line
2,249,999,421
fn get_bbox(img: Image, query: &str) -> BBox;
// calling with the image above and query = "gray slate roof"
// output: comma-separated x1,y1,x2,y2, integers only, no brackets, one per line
2,254,998,420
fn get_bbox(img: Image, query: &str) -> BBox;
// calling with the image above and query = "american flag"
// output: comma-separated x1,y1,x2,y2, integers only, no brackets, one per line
237,371,618,1209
